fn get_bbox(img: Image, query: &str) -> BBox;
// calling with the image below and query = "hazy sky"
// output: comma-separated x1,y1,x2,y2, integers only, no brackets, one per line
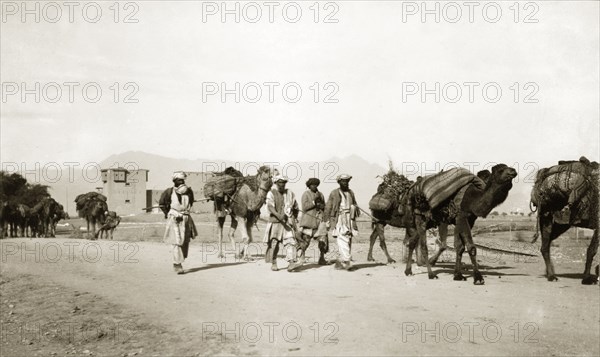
1,1,599,172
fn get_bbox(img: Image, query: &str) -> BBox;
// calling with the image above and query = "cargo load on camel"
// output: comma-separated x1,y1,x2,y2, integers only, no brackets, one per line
368,167,413,211
414,167,486,211
530,156,599,212
203,167,244,200
74,192,107,212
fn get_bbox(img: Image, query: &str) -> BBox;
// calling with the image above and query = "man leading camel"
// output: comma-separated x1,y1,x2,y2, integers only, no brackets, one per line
325,174,360,270
160,172,198,275
294,178,328,268
263,175,300,272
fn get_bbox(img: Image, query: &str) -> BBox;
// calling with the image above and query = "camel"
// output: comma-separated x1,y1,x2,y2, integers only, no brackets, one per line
32,197,60,237
402,164,517,284
215,166,274,260
75,192,108,239
368,170,492,266
531,158,599,285
3,203,20,237
0,201,8,238
15,204,31,237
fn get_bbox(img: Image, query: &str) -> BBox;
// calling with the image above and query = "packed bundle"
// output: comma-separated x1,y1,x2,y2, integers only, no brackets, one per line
74,192,107,212
203,167,244,200
369,162,413,211
531,156,598,210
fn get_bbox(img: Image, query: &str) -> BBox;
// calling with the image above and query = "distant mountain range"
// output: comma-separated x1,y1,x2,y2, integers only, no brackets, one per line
38,151,531,216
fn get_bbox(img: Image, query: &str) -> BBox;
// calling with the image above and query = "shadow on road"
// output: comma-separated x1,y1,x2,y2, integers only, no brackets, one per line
349,262,387,271
185,262,247,274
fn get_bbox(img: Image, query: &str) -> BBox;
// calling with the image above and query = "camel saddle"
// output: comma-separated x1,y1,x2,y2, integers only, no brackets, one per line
416,168,486,210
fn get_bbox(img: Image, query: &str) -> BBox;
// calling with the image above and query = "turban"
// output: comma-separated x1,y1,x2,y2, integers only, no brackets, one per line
273,175,288,183
306,178,320,187
336,174,352,182
172,171,187,181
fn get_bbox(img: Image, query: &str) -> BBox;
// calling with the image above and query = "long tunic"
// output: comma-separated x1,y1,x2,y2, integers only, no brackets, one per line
333,190,359,238
262,188,298,243
299,190,325,229
163,188,198,246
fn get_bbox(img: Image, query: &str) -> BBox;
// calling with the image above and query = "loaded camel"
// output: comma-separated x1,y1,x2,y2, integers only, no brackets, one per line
75,192,108,239
530,157,599,285
369,164,515,284
214,166,274,260
368,169,492,266
405,164,517,285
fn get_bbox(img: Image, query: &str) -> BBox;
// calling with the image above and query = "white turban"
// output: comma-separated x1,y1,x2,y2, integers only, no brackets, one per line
172,171,187,181
273,175,288,183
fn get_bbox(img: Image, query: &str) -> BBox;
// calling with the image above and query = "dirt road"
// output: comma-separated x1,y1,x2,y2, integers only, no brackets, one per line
1,237,598,356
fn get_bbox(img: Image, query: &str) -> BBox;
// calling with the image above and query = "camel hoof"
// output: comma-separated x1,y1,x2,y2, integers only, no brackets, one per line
581,275,598,285
367,256,375,262
547,275,558,282
473,272,485,285
387,258,396,264
428,273,438,280
404,269,413,276
454,274,467,281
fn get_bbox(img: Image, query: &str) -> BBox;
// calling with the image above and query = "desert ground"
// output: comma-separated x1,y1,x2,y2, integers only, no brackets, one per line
1,214,598,356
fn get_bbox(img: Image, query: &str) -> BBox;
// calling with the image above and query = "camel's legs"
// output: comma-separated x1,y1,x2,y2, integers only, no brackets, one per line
227,216,239,256
414,215,436,279
238,218,254,260
581,228,598,285
367,223,379,262
375,223,395,264
456,214,483,285
368,223,394,263
90,221,97,240
453,231,467,281
429,223,448,266
216,217,226,258
539,214,569,281
234,217,251,260
404,227,418,276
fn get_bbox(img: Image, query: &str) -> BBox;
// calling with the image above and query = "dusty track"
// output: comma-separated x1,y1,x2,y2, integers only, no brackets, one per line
1,238,598,356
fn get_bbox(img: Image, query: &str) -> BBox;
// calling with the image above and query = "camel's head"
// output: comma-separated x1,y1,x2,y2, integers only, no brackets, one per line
490,164,517,185
257,165,274,189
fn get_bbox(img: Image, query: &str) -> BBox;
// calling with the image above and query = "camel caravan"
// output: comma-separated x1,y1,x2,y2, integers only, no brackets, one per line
0,172,70,239
1,156,598,285
0,172,120,240
199,157,598,285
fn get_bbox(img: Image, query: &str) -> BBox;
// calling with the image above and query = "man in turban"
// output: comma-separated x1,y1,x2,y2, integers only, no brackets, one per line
159,171,198,274
324,174,360,270
263,175,299,271
293,178,328,269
